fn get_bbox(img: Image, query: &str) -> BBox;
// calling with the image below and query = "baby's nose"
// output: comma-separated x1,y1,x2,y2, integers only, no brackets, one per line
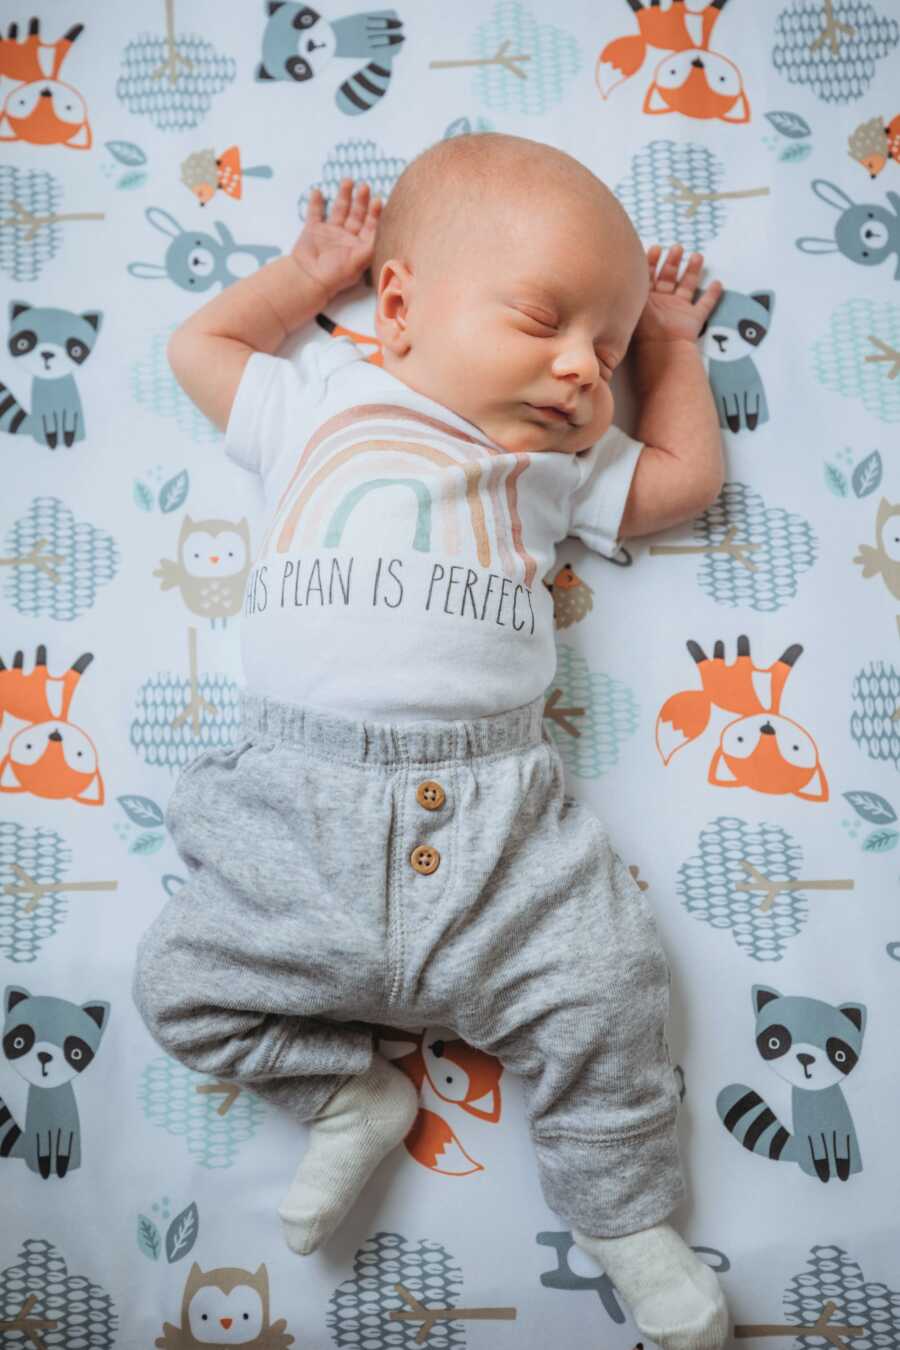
552,343,599,383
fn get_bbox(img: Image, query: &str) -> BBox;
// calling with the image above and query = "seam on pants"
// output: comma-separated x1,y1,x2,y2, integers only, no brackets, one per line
532,1108,679,1146
387,764,407,1005
436,760,465,942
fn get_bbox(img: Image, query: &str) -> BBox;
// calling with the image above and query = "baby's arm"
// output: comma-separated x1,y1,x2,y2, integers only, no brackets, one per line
167,179,382,431
619,245,724,539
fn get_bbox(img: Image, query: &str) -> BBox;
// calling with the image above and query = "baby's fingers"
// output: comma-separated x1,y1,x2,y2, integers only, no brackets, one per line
343,180,373,234
646,243,663,283
307,185,326,224
359,195,383,239
693,278,725,323
676,251,705,297
654,243,684,291
326,177,356,228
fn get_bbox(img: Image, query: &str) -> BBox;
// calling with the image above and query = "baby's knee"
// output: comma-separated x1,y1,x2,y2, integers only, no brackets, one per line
131,922,178,1046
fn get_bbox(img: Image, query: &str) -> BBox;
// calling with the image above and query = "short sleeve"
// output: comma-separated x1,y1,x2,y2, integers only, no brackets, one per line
223,342,327,480
567,423,644,558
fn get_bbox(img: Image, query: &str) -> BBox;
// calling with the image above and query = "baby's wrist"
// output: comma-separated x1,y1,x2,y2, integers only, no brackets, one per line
630,335,704,393
286,254,345,300
631,334,699,354
631,335,701,366
249,256,334,341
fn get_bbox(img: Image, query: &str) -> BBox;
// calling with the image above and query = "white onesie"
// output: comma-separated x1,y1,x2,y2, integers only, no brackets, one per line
223,335,643,722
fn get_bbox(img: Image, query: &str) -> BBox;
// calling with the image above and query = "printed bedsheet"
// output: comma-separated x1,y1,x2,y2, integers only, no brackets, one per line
2,2,899,1347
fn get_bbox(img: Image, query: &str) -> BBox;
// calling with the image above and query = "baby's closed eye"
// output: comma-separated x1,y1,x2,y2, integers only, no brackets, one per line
510,304,558,333
508,306,617,374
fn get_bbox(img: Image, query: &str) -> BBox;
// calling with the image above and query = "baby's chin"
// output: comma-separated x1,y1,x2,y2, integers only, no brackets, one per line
482,411,595,456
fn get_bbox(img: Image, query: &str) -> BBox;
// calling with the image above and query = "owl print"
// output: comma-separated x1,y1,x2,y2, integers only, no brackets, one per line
153,517,252,624
155,1261,294,1347
854,498,900,600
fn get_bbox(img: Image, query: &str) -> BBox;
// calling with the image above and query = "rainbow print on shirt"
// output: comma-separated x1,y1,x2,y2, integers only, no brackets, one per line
259,404,542,588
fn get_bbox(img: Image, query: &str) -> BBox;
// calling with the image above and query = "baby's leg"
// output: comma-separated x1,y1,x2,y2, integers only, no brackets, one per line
451,794,728,1349
131,733,418,1255
130,869,361,1090
133,876,418,1255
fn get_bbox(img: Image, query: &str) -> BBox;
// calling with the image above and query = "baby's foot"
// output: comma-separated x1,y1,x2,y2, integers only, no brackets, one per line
278,1051,418,1256
572,1222,729,1350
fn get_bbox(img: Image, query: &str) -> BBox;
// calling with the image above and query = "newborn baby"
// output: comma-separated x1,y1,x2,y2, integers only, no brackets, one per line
133,133,728,1350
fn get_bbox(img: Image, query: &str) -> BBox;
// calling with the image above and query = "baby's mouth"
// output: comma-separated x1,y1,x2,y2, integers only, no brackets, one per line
526,403,573,424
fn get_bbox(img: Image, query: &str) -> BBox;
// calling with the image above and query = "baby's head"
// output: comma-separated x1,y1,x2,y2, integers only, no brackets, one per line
372,132,649,455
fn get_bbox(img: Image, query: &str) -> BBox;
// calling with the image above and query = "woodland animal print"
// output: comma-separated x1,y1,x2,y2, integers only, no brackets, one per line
0,986,110,1178
717,986,865,1183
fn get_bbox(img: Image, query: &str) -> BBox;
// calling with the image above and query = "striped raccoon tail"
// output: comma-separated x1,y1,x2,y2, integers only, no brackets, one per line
0,382,32,437
0,1091,23,1159
716,1083,796,1163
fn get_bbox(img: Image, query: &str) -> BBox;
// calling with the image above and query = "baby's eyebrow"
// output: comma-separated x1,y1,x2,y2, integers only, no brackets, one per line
508,280,564,306
508,280,619,326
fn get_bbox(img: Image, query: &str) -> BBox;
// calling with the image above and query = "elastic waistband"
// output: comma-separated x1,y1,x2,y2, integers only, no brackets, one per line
238,690,547,766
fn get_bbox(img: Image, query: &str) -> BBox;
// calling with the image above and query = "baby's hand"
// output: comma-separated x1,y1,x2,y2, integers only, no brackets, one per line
290,178,383,297
633,244,723,346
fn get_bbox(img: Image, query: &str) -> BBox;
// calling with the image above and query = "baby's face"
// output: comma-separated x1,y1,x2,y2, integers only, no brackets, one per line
377,196,649,455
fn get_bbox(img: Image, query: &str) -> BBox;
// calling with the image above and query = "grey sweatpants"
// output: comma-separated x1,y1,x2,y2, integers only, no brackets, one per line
132,690,685,1236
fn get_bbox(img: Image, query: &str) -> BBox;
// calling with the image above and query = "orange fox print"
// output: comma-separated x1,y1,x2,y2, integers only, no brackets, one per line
656,636,828,801
375,1025,503,1177
597,0,750,124
0,644,105,805
315,312,383,364
0,17,92,150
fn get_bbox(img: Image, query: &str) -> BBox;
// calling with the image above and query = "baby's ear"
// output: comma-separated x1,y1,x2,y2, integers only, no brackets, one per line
375,259,414,355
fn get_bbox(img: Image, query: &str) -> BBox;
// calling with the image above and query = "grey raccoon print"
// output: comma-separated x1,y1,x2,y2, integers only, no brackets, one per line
0,985,110,1178
255,2,405,116
716,984,865,1183
1,300,102,448
700,288,773,434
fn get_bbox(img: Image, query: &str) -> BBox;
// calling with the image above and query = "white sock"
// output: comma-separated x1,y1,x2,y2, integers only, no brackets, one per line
572,1222,729,1350
277,1051,418,1256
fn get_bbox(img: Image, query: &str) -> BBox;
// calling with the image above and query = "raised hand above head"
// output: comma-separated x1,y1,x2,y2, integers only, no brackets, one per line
633,244,723,347
291,178,383,297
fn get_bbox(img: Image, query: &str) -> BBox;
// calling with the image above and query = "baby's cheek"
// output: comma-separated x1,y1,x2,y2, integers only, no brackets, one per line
592,382,615,430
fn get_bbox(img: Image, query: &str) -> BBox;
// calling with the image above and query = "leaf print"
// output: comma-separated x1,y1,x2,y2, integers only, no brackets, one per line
852,451,882,499
862,829,899,853
137,1215,161,1260
159,469,189,514
118,170,149,191
765,110,812,139
118,795,166,827
130,832,166,855
824,463,848,497
106,139,147,166
779,142,812,162
843,790,897,823
166,1202,199,1262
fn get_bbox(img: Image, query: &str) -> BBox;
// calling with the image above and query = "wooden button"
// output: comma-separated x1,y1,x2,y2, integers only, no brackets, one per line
410,843,440,875
416,780,446,810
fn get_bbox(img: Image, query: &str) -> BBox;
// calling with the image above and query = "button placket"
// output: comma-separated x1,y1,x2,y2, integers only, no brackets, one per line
409,777,447,875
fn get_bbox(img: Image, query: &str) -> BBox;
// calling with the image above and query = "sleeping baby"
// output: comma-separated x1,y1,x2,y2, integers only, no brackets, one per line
132,132,729,1350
